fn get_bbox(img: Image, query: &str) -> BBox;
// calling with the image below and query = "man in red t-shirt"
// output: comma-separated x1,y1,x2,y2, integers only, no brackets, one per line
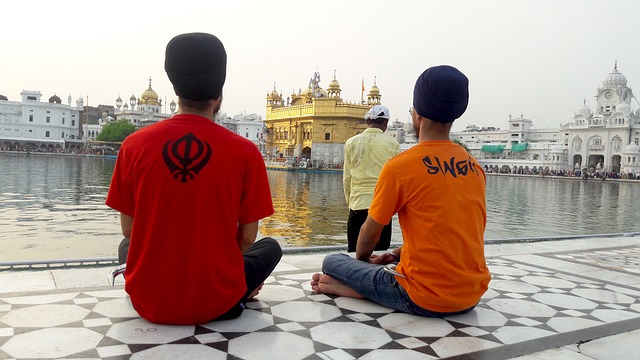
312,65,490,316
106,33,282,325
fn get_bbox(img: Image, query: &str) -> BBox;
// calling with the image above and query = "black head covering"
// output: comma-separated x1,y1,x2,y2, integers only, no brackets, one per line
164,33,227,101
413,65,469,123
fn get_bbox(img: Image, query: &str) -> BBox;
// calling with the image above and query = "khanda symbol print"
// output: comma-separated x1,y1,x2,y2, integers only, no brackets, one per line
162,132,212,183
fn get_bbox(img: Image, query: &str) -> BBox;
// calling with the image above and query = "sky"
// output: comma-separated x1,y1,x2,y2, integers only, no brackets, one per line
2,0,640,132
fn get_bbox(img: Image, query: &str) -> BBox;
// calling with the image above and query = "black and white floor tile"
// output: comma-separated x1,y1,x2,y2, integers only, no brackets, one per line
0,245,639,359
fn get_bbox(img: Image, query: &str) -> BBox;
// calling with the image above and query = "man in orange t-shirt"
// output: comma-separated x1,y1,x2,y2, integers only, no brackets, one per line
312,65,490,316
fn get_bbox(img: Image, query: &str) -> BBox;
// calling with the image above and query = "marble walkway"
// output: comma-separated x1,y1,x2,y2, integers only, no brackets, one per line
0,235,639,360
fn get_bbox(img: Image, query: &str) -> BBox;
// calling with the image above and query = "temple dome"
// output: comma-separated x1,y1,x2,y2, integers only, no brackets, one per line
623,143,640,154
615,102,632,115
48,94,62,104
141,87,158,102
575,102,592,117
139,78,160,106
603,64,627,88
328,78,340,91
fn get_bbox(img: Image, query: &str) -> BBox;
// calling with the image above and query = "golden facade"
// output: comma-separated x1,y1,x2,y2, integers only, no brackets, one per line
265,71,383,166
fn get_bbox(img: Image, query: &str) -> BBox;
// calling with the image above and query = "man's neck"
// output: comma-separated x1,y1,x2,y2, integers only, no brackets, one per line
178,109,215,121
418,119,451,142
176,98,220,121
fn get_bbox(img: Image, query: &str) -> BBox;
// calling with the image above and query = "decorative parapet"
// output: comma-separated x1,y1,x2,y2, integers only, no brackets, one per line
267,98,370,121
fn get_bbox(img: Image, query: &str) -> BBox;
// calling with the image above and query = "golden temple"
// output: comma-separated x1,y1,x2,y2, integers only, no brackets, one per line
264,71,383,167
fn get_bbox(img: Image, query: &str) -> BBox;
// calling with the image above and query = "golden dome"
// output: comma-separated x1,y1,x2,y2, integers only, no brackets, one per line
141,87,158,101
140,77,160,105
328,70,341,91
328,78,340,90
368,76,381,95
266,83,282,100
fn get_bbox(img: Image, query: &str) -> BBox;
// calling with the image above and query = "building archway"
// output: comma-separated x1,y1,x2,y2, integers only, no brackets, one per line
611,155,621,172
301,146,311,160
588,154,604,169
573,154,582,169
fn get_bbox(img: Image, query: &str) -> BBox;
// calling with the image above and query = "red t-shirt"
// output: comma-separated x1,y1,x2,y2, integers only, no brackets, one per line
369,140,491,312
106,114,274,324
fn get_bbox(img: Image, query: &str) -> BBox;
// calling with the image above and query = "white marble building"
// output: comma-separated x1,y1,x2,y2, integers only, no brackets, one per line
564,63,640,174
217,112,266,153
0,91,82,150
114,78,175,127
451,63,640,174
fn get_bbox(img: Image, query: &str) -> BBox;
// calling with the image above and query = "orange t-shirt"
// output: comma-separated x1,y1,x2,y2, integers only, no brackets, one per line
368,140,491,312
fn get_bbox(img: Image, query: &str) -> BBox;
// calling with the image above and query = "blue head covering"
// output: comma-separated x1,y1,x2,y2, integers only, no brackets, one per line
413,65,469,123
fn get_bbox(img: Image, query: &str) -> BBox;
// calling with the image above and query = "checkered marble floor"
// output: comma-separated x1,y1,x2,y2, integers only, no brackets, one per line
1,238,639,359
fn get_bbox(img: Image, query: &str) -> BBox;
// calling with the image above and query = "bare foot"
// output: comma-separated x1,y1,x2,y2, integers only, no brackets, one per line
310,273,364,299
247,282,264,300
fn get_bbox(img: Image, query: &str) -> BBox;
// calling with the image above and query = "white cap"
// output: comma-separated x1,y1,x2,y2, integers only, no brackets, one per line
364,105,390,120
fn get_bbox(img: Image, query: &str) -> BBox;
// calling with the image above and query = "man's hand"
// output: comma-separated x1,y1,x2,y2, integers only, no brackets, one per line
369,252,398,265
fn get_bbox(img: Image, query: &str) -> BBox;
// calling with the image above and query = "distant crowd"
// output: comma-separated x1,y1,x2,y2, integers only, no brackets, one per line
484,165,640,181
0,144,116,156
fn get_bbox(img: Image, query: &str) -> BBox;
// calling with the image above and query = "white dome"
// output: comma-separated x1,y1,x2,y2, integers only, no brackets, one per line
615,102,632,115
603,66,627,88
623,143,640,154
574,102,592,117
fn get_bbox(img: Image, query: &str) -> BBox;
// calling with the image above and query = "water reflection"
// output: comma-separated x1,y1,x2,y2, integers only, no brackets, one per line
1,152,639,262
484,176,640,238
0,153,121,261
261,171,349,247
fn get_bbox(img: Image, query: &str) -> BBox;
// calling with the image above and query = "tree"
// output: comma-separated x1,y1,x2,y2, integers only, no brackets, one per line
452,138,470,152
97,121,136,142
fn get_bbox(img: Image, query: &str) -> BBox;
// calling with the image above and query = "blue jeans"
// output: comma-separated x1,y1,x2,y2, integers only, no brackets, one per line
322,253,476,317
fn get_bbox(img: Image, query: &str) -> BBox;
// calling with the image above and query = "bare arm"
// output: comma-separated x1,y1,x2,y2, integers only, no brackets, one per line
120,213,133,238
237,221,259,253
355,215,385,261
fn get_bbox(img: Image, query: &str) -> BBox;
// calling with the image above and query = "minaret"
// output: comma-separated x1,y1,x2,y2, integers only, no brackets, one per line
327,70,342,99
367,76,381,105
